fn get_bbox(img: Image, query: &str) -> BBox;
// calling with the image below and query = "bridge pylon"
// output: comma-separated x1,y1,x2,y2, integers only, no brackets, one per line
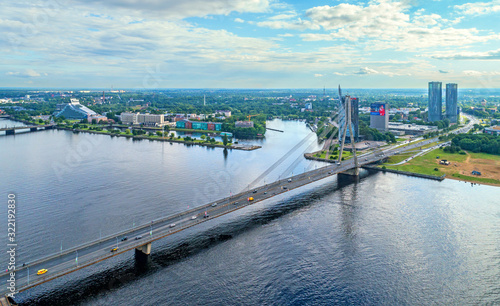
337,85,359,180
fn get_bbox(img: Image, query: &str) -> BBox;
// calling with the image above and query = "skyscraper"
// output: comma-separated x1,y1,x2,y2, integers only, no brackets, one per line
428,81,442,122
446,83,458,123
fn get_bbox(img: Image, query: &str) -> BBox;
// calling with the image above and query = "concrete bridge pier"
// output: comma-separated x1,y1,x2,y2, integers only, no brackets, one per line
5,129,15,135
30,127,38,132
338,168,360,185
0,295,17,305
135,243,152,271
135,243,151,260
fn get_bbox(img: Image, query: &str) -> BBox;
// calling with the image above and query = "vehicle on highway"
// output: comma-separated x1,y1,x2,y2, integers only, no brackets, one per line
365,158,368,161
264,191,267,194
169,223,176,228
211,203,217,207
248,197,254,201
135,235,142,240
191,216,197,220
121,237,128,241
37,269,47,275
234,201,239,205
283,186,288,189
336,162,341,166
288,178,292,182
111,247,118,252
204,214,209,218
253,190,258,193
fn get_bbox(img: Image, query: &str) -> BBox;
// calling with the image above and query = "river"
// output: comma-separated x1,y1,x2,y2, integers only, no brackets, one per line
0,118,498,305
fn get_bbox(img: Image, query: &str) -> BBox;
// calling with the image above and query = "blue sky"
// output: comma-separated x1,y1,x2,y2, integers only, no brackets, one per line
2,0,500,88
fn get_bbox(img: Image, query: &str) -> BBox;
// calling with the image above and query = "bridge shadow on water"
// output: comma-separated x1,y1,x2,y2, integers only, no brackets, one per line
19,170,372,306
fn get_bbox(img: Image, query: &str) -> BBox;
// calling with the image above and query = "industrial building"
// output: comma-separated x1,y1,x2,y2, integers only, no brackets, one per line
369,102,389,131
388,122,438,136
484,126,500,136
428,81,442,122
176,120,222,131
337,89,359,143
235,121,254,128
446,83,458,123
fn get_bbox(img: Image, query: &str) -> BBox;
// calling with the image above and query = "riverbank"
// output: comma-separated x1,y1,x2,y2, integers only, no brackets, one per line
363,165,445,181
56,127,261,151
381,147,500,187
304,150,353,163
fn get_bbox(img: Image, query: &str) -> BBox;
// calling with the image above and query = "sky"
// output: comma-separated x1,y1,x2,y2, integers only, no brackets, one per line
1,0,500,89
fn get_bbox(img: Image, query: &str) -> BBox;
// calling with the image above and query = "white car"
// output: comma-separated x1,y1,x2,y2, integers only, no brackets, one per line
169,223,176,228
191,216,197,220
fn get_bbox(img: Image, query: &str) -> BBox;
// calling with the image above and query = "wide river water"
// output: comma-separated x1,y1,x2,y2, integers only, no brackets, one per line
0,118,498,305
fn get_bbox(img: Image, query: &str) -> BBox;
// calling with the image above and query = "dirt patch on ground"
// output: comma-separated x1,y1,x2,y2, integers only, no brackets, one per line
436,153,500,185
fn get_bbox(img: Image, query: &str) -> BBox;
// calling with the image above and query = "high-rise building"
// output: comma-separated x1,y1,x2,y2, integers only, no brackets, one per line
370,102,389,131
446,83,458,123
337,87,359,142
428,81,442,122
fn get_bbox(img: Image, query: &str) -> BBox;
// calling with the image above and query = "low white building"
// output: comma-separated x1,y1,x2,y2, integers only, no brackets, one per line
137,113,165,126
121,112,138,124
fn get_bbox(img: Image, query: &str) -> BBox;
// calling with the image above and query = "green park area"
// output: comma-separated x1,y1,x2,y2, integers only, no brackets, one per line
382,148,500,186
313,150,353,161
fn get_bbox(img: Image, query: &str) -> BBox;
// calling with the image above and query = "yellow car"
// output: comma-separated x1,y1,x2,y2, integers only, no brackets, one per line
37,269,47,275
111,247,118,252
248,197,254,201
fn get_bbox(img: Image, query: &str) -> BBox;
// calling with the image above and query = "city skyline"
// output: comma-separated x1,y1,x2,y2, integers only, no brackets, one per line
3,0,500,89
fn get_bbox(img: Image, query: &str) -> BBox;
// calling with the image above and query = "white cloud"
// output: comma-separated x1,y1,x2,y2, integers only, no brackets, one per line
314,73,323,77
6,69,42,77
234,18,245,23
429,48,500,60
268,11,297,20
257,0,500,51
463,70,500,76
71,0,271,19
257,18,319,30
355,67,379,75
455,1,500,16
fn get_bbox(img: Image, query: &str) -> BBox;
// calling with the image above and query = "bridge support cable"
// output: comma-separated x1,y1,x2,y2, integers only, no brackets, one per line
245,132,315,191
280,116,339,178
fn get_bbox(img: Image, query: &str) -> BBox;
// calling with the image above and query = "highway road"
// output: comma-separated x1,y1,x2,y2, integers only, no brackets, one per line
0,116,477,296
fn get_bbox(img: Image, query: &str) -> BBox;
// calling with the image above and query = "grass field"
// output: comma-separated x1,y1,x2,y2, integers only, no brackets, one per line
385,151,417,164
314,150,352,160
383,147,500,186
